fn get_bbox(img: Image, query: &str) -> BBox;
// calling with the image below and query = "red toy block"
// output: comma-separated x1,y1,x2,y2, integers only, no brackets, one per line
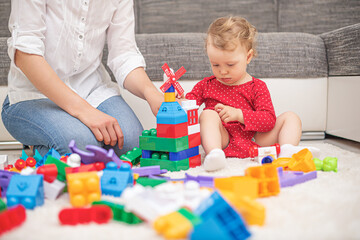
0,205,26,236
59,205,112,225
37,164,58,183
188,132,201,148
189,154,201,168
156,122,188,138
65,162,106,174
4,164,13,171
26,157,36,167
14,159,26,171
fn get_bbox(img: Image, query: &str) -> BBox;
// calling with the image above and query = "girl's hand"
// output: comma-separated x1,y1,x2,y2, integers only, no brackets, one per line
214,103,244,123
78,107,124,149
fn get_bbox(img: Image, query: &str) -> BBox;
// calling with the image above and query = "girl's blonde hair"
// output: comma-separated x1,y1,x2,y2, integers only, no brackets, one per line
206,16,257,56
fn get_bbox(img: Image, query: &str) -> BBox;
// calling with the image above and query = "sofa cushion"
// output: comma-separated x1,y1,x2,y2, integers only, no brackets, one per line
133,32,328,81
134,0,278,34
0,37,9,86
0,0,10,37
320,23,360,76
278,0,360,34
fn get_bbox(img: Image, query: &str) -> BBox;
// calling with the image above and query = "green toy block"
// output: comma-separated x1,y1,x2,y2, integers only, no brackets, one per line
140,157,189,171
313,158,323,171
178,208,202,226
0,198,7,212
45,155,70,182
139,129,189,152
323,157,338,172
136,177,167,187
120,147,142,165
92,200,143,224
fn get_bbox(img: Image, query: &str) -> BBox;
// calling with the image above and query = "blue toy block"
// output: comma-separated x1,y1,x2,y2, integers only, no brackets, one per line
36,148,61,167
6,175,44,210
156,101,188,124
101,162,133,197
142,150,152,158
169,146,199,161
193,191,251,240
33,149,43,164
20,149,28,161
165,85,175,93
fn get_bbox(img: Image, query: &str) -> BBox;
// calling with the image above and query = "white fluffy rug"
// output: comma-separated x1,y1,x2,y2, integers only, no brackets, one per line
3,142,360,240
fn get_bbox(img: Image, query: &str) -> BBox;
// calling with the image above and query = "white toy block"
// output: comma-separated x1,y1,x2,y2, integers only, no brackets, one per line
67,153,81,167
44,179,66,200
0,155,8,170
181,99,199,111
20,167,36,175
188,124,200,135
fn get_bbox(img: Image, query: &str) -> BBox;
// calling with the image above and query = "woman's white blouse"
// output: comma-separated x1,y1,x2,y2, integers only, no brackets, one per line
7,0,146,107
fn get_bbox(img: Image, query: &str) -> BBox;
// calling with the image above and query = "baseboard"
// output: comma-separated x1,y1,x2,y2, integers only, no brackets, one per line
0,141,23,150
301,131,325,140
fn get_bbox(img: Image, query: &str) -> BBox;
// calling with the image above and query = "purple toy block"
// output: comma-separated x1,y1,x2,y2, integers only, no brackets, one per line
277,167,317,187
0,170,19,196
69,140,123,167
185,173,215,188
132,166,167,177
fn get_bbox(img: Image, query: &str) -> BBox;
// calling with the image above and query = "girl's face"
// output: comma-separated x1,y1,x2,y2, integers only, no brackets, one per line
207,40,254,86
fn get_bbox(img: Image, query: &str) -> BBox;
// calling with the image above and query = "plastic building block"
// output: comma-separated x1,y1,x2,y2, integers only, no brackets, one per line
272,157,291,170
136,177,168,187
58,205,112,225
142,150,152,158
66,171,101,207
156,102,188,125
156,122,188,138
261,156,274,164
249,144,280,164
188,132,201,148
69,140,123,166
132,166,167,177
33,149,43,166
189,154,202,168
37,164,58,183
193,191,251,240
178,208,202,226
139,129,189,152
169,146,199,161
44,179,66,200
245,165,280,197
140,157,189,171
0,155,8,170
14,159,26,171
313,158,323,170
323,157,338,172
277,168,317,187
181,100,199,126
6,174,44,209
164,92,176,102
0,205,26,236
101,162,133,197
0,199,6,212
20,167,36,176
92,200,143,224
45,155,70,182
154,210,193,239
67,153,81,167
0,170,18,196
288,148,316,172
120,147,142,166
65,162,105,175
160,63,186,95
184,173,214,188
25,157,36,168
214,176,259,199
36,148,61,167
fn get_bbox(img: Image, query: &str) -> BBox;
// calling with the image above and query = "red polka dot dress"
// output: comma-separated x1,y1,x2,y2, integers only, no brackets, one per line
186,76,276,158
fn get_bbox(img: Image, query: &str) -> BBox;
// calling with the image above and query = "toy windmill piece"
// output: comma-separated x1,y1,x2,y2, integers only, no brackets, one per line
160,63,186,96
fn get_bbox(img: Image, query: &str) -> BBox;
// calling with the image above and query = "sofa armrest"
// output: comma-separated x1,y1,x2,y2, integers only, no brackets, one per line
0,37,10,86
320,23,360,76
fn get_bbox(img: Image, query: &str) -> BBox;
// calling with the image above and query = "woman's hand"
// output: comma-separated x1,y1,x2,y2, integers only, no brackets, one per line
77,107,124,148
214,103,244,124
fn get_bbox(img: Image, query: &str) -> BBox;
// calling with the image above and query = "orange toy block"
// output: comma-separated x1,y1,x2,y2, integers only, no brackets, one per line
66,172,101,207
245,165,280,198
272,157,291,170
154,211,193,239
214,176,258,199
288,149,316,172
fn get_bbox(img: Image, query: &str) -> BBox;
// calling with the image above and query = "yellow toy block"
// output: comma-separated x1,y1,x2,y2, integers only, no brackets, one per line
245,165,280,198
67,171,101,207
288,148,316,172
214,176,258,199
272,157,291,170
164,92,176,102
154,211,193,239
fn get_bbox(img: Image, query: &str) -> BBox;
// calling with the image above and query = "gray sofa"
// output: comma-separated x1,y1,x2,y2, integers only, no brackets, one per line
0,0,359,149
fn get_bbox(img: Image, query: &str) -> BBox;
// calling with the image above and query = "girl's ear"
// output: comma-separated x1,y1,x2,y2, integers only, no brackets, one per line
247,49,254,64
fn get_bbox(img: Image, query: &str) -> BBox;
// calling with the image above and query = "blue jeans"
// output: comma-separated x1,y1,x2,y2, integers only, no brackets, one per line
1,95,143,157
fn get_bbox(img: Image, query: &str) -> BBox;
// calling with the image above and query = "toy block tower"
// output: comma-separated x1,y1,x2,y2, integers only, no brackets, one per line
139,63,201,171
